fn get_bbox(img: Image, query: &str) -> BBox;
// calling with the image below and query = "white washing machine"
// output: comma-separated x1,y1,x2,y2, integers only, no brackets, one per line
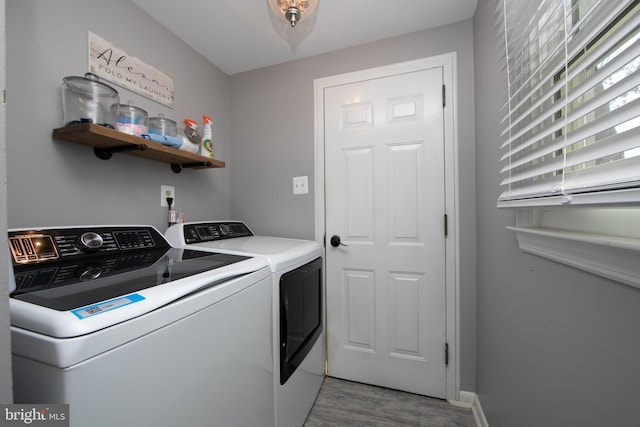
9,225,274,427
165,221,324,427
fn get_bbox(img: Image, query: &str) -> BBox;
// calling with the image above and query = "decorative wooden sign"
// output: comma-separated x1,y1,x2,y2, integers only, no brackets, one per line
88,32,174,108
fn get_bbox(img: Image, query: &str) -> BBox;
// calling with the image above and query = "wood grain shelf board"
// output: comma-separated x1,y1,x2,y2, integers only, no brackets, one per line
52,123,225,169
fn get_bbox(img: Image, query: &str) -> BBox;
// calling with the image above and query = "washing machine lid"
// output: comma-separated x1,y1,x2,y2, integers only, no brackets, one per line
165,222,322,272
11,248,252,311
8,225,269,338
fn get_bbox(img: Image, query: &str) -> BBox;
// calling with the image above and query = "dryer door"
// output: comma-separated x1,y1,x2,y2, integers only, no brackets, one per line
279,257,322,385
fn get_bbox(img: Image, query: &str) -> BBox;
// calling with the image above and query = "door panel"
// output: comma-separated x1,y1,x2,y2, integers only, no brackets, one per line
390,143,421,240
344,148,373,240
325,67,446,398
344,269,375,350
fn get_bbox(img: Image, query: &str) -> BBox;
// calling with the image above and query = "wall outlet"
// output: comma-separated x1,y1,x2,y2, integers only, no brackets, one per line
161,185,175,207
293,176,309,195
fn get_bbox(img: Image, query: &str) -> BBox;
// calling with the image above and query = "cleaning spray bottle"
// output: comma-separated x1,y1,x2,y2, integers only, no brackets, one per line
201,115,214,158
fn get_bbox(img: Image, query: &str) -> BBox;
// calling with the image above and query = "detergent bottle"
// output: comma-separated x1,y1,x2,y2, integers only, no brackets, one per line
201,115,214,158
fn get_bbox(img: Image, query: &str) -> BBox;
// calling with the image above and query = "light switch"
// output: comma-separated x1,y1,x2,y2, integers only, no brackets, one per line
293,176,309,195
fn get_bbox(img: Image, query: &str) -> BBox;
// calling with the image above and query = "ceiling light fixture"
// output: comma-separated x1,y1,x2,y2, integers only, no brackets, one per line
268,0,318,28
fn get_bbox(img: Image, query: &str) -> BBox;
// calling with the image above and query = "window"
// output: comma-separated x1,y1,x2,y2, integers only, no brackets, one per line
496,0,640,288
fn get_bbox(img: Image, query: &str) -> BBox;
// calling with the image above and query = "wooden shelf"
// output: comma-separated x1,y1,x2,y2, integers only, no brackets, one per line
52,123,225,173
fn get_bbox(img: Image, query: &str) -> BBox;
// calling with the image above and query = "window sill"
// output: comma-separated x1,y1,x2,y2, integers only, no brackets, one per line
507,226,640,289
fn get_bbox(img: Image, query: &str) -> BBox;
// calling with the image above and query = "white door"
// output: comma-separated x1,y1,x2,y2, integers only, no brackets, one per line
324,67,447,398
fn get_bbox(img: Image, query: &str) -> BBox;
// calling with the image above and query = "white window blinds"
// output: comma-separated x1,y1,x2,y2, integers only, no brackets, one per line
497,0,640,207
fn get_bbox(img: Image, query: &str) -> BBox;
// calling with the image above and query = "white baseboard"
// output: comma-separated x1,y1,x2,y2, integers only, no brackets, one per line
448,390,474,409
471,393,489,427
449,391,488,427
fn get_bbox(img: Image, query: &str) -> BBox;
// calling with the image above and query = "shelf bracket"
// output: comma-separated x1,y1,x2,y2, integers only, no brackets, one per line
94,144,147,160
170,161,213,173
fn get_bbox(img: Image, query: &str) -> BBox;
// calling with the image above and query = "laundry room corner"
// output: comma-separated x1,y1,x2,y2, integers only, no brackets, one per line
6,0,232,233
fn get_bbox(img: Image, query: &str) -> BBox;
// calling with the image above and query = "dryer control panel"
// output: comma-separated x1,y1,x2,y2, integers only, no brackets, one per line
183,222,253,244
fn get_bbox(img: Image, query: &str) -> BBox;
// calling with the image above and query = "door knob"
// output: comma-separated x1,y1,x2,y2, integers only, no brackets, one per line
330,235,347,247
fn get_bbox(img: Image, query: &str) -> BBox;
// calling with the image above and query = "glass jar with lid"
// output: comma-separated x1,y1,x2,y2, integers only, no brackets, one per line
116,101,149,137
148,113,178,137
61,73,119,128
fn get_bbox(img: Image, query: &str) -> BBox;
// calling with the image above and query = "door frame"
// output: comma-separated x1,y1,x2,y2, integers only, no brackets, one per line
313,53,460,401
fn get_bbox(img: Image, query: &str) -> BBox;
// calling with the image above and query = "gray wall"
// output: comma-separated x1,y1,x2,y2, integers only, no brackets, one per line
6,0,231,232
0,0,11,404
230,20,477,392
3,0,232,401
473,0,640,426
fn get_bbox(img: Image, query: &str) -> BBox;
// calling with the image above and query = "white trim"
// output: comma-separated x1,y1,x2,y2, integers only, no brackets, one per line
472,393,490,427
448,391,489,427
448,390,475,409
313,53,461,401
508,226,640,289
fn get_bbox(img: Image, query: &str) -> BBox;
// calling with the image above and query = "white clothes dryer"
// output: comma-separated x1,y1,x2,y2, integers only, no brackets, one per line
165,221,324,427
9,225,274,427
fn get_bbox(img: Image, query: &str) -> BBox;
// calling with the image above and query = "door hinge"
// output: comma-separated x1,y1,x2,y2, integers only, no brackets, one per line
445,343,449,365
444,214,448,237
442,84,446,108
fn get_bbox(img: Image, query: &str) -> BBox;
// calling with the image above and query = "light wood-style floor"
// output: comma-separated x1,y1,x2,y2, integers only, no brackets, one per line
304,377,476,427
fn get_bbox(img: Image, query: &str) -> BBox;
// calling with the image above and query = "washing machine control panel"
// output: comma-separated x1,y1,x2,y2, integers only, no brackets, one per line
8,226,170,265
183,221,253,244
